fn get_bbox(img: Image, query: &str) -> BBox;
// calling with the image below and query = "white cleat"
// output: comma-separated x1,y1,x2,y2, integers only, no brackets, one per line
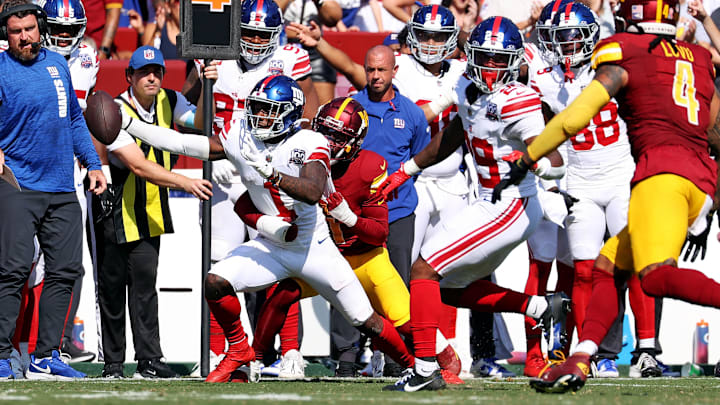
278,349,305,380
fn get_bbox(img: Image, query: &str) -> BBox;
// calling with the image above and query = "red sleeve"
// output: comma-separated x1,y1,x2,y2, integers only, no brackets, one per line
234,191,262,229
352,191,389,247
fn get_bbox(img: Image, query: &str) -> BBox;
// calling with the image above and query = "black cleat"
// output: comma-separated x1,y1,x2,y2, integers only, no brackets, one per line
383,368,446,392
134,358,179,379
102,362,124,379
538,293,571,354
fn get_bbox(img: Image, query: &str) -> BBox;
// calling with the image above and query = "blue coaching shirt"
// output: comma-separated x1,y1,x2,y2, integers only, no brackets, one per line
353,85,430,223
0,48,101,192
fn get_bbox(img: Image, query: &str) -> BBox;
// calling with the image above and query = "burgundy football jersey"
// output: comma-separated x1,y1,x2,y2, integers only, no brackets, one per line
326,150,389,256
592,33,717,196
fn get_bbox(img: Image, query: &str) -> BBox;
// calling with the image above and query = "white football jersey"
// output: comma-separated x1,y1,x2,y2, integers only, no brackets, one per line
524,42,554,94
529,62,634,191
67,44,99,111
393,53,466,178
219,119,331,241
198,45,312,135
455,77,543,199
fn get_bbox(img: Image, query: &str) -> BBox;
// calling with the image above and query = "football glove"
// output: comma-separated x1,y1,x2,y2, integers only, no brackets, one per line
326,192,357,227
378,159,421,201
682,211,715,262
491,151,532,203
211,159,237,184
240,148,281,184
551,189,579,215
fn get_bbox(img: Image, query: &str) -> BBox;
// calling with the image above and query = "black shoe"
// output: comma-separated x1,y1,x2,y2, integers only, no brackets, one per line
715,359,720,377
61,337,96,363
383,368,446,392
134,359,179,379
102,362,124,378
539,293,571,352
383,361,404,378
335,360,357,378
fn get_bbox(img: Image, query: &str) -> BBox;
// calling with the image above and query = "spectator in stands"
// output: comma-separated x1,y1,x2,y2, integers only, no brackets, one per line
0,0,106,379
97,46,212,379
126,0,158,48
280,0,342,104
84,0,122,59
335,0,383,31
134,0,180,59
120,0,153,28
478,0,543,33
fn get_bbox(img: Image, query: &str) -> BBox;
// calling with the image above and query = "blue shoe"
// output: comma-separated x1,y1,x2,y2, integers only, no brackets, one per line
470,358,516,378
657,359,680,377
594,358,619,378
26,350,86,380
261,358,282,377
0,358,16,379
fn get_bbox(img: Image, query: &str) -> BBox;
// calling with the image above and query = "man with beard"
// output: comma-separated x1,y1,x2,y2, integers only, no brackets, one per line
0,0,106,379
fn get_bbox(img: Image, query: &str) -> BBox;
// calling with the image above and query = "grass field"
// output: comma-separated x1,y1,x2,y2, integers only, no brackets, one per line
2,376,719,404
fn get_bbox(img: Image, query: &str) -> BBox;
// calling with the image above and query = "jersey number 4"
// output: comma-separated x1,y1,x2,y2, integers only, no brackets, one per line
673,60,700,126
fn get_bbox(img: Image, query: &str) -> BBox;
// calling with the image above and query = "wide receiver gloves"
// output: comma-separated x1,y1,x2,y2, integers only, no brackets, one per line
325,192,358,227
378,159,422,201
240,149,283,186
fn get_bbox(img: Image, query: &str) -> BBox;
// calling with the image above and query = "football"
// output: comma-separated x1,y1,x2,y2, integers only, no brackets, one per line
85,90,122,145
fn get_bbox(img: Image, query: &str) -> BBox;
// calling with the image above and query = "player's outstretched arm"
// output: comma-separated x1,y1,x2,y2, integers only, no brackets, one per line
122,114,226,161
378,116,465,199
286,22,367,90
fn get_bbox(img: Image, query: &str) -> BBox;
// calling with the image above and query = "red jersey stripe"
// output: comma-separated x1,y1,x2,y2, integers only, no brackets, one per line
501,98,541,116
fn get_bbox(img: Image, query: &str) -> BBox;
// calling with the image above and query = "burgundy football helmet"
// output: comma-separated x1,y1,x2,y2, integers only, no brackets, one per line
312,97,369,164
616,0,680,36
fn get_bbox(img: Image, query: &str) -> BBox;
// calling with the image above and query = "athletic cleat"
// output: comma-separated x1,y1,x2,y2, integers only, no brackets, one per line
383,368,446,392
102,362,124,378
278,349,305,379
206,342,256,383
9,349,24,379
629,352,662,378
437,344,461,376
383,361,405,378
60,337,96,363
529,352,590,394
471,357,516,378
248,360,262,383
0,358,16,379
441,369,464,385
538,293,571,356
360,350,384,377
593,358,620,378
657,359,679,377
133,358,179,379
335,360,357,377
261,357,282,377
524,353,549,378
26,350,86,380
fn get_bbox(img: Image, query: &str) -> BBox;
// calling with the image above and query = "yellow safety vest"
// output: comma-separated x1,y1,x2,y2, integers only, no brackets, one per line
110,88,178,244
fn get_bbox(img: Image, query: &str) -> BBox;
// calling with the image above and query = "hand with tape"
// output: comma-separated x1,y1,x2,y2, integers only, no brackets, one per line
326,192,358,227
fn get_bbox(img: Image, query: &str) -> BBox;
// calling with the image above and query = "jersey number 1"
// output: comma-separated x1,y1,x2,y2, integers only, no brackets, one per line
673,60,700,126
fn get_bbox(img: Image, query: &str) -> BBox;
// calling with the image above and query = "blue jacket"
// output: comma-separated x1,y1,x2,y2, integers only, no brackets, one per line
0,48,101,192
353,86,430,223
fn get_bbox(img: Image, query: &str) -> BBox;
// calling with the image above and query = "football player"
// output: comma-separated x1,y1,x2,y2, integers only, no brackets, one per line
379,17,570,392
116,75,416,384
194,0,319,376
491,0,720,393
244,97,463,383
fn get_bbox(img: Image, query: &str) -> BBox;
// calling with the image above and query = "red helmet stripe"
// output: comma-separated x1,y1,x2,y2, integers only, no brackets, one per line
564,2,573,23
255,0,264,22
64,0,70,18
491,16,502,42
551,0,563,13
259,74,279,91
431,5,438,21
333,97,354,120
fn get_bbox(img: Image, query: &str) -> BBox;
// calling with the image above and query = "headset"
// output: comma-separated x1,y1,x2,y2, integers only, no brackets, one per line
0,3,48,41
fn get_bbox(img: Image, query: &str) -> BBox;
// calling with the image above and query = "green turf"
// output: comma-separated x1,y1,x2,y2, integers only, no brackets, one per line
2,376,719,404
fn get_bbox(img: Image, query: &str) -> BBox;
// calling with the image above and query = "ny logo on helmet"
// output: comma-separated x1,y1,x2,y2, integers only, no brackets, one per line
423,12,442,29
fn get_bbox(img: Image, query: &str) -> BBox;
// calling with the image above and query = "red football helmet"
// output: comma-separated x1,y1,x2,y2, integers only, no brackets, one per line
616,0,680,36
312,97,369,164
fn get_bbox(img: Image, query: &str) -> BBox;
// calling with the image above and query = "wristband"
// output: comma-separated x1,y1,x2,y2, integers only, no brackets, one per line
269,171,283,187
428,92,455,116
402,158,421,176
100,46,112,58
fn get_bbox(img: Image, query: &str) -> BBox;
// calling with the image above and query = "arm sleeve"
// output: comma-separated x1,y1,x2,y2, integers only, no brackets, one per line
234,191,263,229
526,80,610,161
353,191,389,246
69,75,101,170
125,118,210,160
